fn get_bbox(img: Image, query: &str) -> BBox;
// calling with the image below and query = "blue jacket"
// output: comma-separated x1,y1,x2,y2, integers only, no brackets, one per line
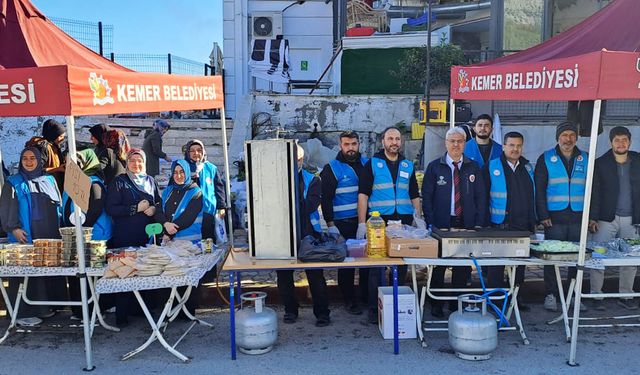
464,139,502,169
302,170,322,233
369,157,414,215
162,184,203,242
328,156,368,220
7,174,61,244
422,154,487,229
197,161,218,216
62,176,113,241
488,157,534,224
544,148,587,212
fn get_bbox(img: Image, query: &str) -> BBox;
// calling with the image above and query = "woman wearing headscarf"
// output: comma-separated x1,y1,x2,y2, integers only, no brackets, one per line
25,119,66,189
90,124,125,185
106,148,162,248
105,148,162,327
183,139,227,240
142,119,172,177
158,159,203,243
0,147,64,326
103,129,131,168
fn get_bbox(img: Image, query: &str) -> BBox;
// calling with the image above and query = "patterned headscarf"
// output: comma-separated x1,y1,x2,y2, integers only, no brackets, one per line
103,129,130,162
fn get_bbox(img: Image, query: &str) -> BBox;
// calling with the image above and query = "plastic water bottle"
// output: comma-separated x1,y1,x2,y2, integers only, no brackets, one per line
366,211,386,258
427,224,433,237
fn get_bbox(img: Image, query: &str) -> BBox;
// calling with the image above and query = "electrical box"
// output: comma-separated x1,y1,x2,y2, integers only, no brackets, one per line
245,139,300,259
419,100,447,124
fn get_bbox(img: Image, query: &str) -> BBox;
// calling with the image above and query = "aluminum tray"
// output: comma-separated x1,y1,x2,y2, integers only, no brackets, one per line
531,249,592,262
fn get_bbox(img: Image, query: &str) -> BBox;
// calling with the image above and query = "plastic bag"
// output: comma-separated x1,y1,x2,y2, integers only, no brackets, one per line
215,212,228,245
298,234,347,262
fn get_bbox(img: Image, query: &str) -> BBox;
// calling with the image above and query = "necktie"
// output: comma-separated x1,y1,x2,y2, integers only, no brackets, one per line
454,161,462,217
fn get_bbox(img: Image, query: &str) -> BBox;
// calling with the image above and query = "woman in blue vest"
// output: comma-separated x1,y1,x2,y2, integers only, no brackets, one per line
183,139,227,241
159,159,204,243
105,148,162,327
61,149,113,320
0,147,63,326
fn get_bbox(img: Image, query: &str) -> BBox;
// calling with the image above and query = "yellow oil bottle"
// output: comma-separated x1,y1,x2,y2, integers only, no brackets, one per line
366,211,386,258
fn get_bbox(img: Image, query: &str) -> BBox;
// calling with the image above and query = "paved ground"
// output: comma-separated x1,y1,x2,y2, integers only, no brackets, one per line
1,295,639,375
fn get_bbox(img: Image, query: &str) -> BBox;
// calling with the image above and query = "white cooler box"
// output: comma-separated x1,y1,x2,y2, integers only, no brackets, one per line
378,286,417,339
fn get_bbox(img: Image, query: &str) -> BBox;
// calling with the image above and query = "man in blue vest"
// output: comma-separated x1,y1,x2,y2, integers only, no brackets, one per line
357,126,425,323
485,132,536,310
320,130,369,315
588,126,640,310
464,114,502,169
277,145,330,327
422,127,487,318
534,121,587,312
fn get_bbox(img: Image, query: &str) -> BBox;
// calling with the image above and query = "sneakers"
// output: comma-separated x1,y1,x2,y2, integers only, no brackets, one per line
39,310,56,319
315,316,331,327
367,308,378,325
283,312,298,324
16,317,43,327
346,303,363,316
617,298,639,310
544,294,558,312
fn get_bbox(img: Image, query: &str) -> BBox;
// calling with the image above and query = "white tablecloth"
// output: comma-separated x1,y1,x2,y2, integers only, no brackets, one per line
0,266,104,277
95,250,224,294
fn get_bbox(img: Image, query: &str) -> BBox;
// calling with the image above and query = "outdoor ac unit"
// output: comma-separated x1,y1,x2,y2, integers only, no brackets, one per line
251,11,283,39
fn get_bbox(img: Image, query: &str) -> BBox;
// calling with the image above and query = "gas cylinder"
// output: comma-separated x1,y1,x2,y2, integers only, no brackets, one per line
236,291,278,355
448,294,498,361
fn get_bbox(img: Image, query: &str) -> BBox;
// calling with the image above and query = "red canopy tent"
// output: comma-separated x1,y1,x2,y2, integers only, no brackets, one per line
447,0,640,365
0,0,229,369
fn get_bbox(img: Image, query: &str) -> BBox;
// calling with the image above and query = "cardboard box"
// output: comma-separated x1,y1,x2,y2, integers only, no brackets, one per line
378,286,417,340
386,237,438,258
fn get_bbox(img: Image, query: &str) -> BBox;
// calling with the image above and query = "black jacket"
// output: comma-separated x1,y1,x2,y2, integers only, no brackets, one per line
142,130,167,177
590,149,640,224
95,145,125,185
422,153,487,229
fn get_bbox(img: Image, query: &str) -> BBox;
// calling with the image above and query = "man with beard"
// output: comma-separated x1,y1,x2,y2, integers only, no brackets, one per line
464,114,502,169
422,127,487,317
357,126,425,323
320,131,369,315
485,132,536,310
535,121,587,312
183,139,227,240
588,126,640,310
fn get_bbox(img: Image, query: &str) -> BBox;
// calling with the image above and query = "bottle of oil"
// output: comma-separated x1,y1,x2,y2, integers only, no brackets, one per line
366,211,386,258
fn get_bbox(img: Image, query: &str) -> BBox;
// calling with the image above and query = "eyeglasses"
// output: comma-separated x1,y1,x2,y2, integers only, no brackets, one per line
446,139,465,145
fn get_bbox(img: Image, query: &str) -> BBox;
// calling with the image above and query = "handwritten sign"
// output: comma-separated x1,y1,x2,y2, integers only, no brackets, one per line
63,158,91,212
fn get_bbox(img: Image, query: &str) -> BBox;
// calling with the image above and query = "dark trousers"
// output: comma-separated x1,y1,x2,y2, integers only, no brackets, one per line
487,265,525,288
431,216,469,309
368,266,408,310
335,219,369,305
276,269,330,319
544,221,580,296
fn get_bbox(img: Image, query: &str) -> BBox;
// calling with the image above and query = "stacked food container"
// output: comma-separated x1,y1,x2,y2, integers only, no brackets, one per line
60,227,103,267
33,239,63,267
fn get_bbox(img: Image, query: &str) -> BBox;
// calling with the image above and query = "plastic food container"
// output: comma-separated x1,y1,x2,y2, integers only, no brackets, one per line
346,239,367,258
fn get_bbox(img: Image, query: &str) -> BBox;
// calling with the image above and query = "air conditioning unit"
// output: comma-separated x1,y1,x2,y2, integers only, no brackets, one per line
251,11,283,39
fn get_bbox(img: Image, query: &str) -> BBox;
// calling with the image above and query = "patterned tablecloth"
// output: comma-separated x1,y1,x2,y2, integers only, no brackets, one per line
95,249,224,294
0,266,105,277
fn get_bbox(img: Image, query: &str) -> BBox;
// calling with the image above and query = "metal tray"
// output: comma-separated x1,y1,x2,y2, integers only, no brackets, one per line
531,249,592,262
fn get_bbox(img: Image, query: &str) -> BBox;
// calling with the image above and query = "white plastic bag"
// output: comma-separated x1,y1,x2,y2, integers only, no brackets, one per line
215,212,228,245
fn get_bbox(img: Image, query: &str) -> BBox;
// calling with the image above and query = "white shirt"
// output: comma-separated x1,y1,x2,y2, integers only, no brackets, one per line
446,153,462,216
507,159,519,172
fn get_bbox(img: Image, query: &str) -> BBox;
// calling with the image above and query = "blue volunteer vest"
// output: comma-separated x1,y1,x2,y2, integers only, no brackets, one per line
197,161,218,216
488,158,535,224
544,148,587,211
302,170,322,233
369,157,414,215
329,156,368,220
62,176,113,241
464,139,502,169
7,174,61,244
162,184,203,243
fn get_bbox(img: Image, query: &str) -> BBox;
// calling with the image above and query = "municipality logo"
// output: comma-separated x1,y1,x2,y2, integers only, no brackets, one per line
89,72,115,106
457,69,470,93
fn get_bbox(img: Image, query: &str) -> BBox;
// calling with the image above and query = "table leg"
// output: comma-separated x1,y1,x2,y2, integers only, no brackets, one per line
392,265,399,355
0,280,25,345
548,265,572,342
0,277,14,318
237,272,242,304
86,276,119,334
122,289,190,362
230,271,237,360
411,265,426,347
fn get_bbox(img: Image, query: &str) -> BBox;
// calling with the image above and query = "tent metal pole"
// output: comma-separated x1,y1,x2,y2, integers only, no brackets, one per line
449,98,455,129
0,146,5,192
65,115,94,371
568,99,601,366
219,107,234,248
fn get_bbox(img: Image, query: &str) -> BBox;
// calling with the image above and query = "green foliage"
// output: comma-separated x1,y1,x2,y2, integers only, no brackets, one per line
390,39,467,93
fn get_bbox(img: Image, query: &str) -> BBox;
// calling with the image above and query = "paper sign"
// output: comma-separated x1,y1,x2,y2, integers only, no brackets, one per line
63,158,91,212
